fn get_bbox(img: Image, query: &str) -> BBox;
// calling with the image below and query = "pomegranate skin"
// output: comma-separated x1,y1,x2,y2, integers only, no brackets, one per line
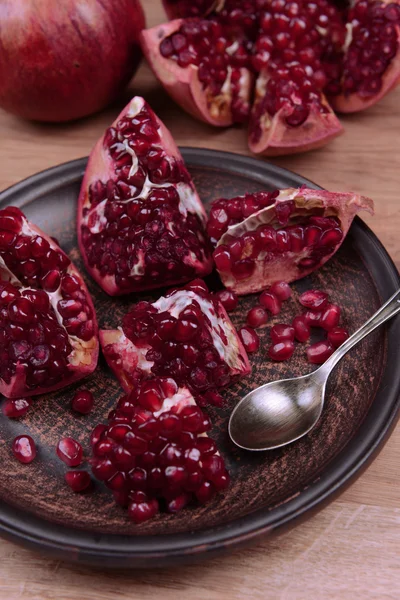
0,0,146,122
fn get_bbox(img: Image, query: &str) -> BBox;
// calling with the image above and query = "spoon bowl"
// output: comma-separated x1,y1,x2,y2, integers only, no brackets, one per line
229,289,400,452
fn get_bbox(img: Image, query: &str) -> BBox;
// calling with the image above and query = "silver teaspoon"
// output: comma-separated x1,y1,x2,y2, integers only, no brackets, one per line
229,289,400,451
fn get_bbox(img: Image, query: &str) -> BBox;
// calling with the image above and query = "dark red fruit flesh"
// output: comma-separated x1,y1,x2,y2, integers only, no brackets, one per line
56,437,83,467
2,397,32,418
78,97,212,296
328,327,349,347
268,340,295,361
246,305,268,328
72,390,94,415
307,340,334,364
239,326,260,353
65,471,92,492
292,315,311,343
12,435,36,464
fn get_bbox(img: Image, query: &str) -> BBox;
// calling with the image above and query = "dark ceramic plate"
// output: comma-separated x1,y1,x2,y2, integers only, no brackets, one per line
0,149,399,569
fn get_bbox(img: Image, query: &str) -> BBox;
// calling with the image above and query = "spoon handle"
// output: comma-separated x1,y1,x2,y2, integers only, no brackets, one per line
315,288,400,381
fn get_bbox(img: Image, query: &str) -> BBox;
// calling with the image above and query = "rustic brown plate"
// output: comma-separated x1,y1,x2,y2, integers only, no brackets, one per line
0,149,399,569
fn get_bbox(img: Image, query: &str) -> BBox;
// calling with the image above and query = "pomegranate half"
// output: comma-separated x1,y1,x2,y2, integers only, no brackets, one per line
100,280,250,404
209,187,374,295
0,0,146,122
77,96,213,296
0,207,98,397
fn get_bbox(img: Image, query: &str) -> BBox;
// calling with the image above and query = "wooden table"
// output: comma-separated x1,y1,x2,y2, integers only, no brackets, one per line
0,2,399,598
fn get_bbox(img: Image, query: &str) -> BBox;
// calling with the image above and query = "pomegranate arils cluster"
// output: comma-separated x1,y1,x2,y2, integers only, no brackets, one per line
90,379,230,523
78,97,212,296
100,280,250,406
0,207,98,398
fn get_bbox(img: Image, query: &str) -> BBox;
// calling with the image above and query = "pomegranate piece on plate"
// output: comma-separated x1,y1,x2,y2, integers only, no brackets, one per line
210,187,374,295
90,378,230,522
326,0,400,113
0,207,98,398
77,96,213,296
141,19,253,126
100,279,250,404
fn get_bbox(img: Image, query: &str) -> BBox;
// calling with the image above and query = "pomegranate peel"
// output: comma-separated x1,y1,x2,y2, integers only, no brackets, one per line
213,187,374,295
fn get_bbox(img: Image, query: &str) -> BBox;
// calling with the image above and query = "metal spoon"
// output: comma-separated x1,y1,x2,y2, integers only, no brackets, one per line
229,289,400,451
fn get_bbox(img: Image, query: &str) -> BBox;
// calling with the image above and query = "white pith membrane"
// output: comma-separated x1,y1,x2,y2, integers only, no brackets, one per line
79,97,211,292
100,288,249,390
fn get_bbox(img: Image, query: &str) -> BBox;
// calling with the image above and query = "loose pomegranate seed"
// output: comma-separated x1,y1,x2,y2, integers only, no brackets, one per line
128,498,159,523
65,470,92,492
71,390,94,415
246,305,268,328
214,289,238,312
292,315,310,343
56,437,83,467
13,435,36,463
307,341,334,364
2,397,32,418
239,326,260,353
268,340,295,361
270,281,291,301
320,304,341,331
328,327,349,348
303,310,322,327
299,289,329,311
270,324,295,343
259,291,281,315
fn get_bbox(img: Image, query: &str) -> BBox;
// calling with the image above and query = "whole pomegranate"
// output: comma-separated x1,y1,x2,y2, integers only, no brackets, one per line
0,0,146,122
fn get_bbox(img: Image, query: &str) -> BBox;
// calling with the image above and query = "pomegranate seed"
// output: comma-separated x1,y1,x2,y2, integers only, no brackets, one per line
270,281,291,301
303,310,322,327
13,435,36,463
214,289,238,312
328,327,349,348
320,304,341,331
292,315,310,342
307,341,334,364
270,324,295,343
268,340,295,361
246,305,268,328
56,437,83,467
2,397,32,418
65,470,92,492
259,291,281,315
128,498,159,523
239,326,260,353
71,390,94,414
299,289,329,311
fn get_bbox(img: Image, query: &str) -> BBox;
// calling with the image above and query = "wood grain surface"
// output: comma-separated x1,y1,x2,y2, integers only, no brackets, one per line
0,1,399,597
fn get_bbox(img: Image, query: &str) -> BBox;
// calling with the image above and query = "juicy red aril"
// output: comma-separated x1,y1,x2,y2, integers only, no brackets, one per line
299,289,329,311
246,305,268,328
259,291,281,315
320,304,341,331
268,340,295,361
56,437,83,467
328,327,349,348
2,397,32,418
12,435,36,463
270,281,291,301
304,310,322,327
239,326,260,353
292,315,310,343
270,324,295,343
214,289,238,312
72,390,94,414
307,341,334,364
128,498,159,523
65,470,92,492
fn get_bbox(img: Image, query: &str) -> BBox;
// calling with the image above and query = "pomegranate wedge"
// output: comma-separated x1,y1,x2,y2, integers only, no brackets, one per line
100,279,250,404
141,20,253,126
0,207,98,397
77,96,213,296
210,188,374,295
90,378,230,522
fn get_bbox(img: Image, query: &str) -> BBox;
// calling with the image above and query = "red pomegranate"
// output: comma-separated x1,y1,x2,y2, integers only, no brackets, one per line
99,279,250,404
0,207,98,397
141,0,400,156
209,187,374,294
0,0,145,122
77,96,213,296
90,378,230,522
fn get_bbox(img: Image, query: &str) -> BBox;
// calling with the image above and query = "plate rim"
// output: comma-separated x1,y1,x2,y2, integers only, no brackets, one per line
0,148,399,567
